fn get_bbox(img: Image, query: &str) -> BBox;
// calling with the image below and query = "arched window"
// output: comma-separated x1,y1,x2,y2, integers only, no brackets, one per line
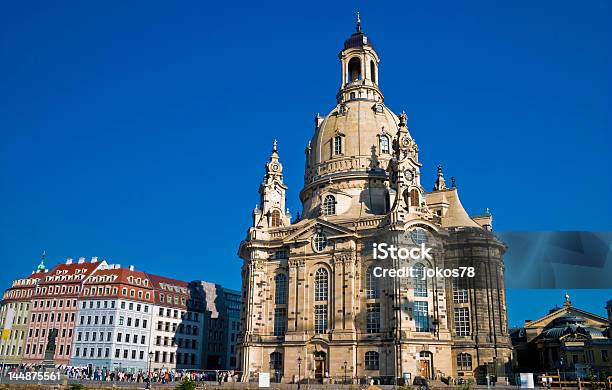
271,210,281,227
270,351,283,370
314,268,329,334
274,274,287,305
314,268,328,301
414,263,427,297
313,233,328,252
323,195,336,216
456,353,472,371
370,60,376,83
365,266,379,299
411,228,428,245
380,136,389,154
410,189,420,207
348,57,362,82
333,135,343,155
365,351,379,370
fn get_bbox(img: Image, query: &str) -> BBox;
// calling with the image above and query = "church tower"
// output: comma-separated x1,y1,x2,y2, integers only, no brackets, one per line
253,140,291,229
238,15,512,385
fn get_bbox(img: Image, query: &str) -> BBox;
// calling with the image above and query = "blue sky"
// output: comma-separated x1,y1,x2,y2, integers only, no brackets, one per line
0,1,610,324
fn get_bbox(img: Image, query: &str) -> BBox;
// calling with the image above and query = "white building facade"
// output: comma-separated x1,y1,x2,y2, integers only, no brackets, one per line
70,267,154,373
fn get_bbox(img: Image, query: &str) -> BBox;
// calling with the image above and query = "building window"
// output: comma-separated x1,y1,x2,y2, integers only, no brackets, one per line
411,227,428,245
457,353,472,371
273,308,286,336
270,352,283,370
314,305,327,334
414,301,429,332
370,60,376,83
322,195,336,216
314,268,328,301
333,135,343,155
275,250,288,259
365,351,379,370
380,135,389,154
274,274,288,305
601,349,609,362
414,263,427,297
366,303,380,333
409,189,420,208
271,210,281,227
452,278,469,303
454,307,471,336
365,266,379,299
313,233,328,252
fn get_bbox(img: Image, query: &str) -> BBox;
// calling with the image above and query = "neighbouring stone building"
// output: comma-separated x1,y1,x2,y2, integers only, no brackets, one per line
511,295,612,379
238,16,512,385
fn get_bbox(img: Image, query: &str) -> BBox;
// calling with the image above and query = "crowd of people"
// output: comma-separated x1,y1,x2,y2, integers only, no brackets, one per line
64,367,239,384
3,364,240,384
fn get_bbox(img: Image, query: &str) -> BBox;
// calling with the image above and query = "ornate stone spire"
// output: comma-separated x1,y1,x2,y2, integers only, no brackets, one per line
265,139,283,178
356,11,361,32
433,165,447,191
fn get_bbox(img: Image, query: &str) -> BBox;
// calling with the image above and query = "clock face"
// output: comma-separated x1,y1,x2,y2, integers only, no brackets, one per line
401,135,410,147
271,163,279,172
270,190,281,203
404,169,414,181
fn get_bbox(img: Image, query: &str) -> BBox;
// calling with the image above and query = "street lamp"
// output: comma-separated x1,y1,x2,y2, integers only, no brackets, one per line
343,361,348,386
297,356,302,390
146,352,153,389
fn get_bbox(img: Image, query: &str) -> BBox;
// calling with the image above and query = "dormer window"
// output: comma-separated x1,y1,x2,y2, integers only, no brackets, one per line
323,195,336,216
333,135,343,155
380,135,390,154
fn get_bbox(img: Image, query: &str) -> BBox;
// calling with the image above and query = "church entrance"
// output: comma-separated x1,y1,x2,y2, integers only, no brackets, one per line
418,351,433,379
314,351,326,383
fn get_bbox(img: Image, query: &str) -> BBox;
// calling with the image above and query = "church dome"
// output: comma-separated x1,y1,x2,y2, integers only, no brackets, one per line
299,15,426,220
308,100,406,173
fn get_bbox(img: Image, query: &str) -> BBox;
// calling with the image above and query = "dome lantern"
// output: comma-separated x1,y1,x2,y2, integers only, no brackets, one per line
337,13,383,104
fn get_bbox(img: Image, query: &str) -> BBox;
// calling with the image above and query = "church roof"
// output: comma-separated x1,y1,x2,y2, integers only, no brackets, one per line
343,12,373,50
425,188,481,228
344,31,373,50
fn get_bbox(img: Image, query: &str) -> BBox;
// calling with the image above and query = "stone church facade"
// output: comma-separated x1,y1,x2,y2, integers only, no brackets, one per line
237,17,512,385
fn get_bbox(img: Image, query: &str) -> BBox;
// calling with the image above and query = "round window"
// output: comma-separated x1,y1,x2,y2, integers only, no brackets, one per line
410,228,429,245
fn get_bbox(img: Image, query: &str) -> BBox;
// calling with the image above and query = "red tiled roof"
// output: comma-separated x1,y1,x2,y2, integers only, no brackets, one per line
39,260,102,285
145,273,190,307
84,267,151,286
146,273,188,289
